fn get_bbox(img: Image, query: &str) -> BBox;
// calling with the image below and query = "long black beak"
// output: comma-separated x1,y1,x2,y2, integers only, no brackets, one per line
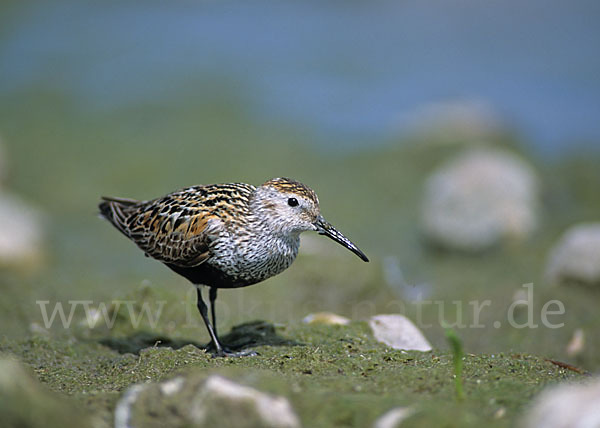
314,216,369,262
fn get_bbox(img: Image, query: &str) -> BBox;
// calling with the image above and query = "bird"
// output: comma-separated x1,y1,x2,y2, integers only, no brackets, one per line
99,177,369,356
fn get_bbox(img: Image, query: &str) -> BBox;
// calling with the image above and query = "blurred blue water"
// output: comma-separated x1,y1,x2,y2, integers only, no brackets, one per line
1,0,599,153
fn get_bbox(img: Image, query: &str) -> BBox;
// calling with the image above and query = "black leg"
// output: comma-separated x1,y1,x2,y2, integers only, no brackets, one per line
209,287,218,338
196,287,223,354
196,287,257,358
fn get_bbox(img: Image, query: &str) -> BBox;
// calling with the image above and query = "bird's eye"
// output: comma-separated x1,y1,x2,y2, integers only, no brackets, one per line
287,197,299,207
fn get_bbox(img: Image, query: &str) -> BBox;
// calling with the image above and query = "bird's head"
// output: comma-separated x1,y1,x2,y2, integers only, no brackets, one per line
253,177,369,262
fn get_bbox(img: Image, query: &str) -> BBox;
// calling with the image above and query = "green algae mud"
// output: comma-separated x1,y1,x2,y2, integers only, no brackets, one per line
1,87,599,427
0,321,583,428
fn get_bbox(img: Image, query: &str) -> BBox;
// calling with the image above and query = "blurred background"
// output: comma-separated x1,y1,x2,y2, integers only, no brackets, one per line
1,1,599,369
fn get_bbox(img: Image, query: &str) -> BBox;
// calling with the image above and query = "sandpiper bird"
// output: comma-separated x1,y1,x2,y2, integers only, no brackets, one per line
99,177,368,356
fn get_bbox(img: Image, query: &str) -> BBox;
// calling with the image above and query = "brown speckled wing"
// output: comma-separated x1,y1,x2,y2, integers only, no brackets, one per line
132,207,216,268
100,193,214,268
100,183,256,268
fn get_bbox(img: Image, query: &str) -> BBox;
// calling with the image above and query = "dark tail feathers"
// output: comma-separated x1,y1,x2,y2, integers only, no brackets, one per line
99,196,140,235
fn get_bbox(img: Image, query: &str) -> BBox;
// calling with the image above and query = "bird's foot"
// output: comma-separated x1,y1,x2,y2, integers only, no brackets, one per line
205,341,258,358
212,347,258,358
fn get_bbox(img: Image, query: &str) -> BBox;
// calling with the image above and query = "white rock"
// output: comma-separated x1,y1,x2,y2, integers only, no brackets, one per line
0,192,44,268
521,378,600,428
373,407,414,428
115,374,301,428
303,312,350,326
494,407,506,419
566,328,585,357
368,314,432,352
114,384,147,428
159,377,185,396
421,147,539,252
190,375,300,428
545,223,600,287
